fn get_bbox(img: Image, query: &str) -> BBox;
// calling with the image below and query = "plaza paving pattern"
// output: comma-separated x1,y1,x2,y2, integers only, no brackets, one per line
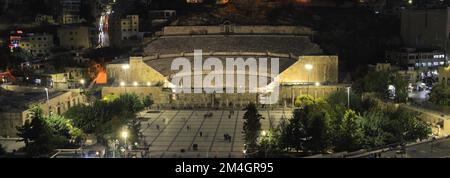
138,109,292,158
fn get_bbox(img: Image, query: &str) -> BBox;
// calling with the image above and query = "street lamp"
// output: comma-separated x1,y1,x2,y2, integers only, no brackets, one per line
133,81,139,87
305,64,313,96
347,87,351,109
261,130,269,158
44,88,50,113
79,79,85,90
121,130,129,158
44,88,49,101
261,130,267,137
113,139,119,158
121,130,129,145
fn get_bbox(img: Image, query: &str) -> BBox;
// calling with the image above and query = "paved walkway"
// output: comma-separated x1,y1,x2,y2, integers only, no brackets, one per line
402,104,449,119
139,109,292,158
379,137,450,158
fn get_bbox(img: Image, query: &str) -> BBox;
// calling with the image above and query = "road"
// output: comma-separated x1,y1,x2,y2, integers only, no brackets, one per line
379,138,450,158
97,2,112,48
408,90,429,103
401,104,450,120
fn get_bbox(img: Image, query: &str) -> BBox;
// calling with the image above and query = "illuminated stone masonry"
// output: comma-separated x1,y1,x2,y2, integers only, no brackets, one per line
104,26,344,108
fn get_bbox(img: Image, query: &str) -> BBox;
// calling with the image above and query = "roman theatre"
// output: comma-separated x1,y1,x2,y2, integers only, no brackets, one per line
104,25,346,108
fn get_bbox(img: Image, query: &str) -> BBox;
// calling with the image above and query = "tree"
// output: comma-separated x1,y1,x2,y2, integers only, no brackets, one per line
46,114,72,139
275,117,292,151
257,130,281,158
303,104,331,153
243,103,263,150
389,73,409,103
16,106,46,147
359,108,431,148
429,82,450,106
385,108,431,143
16,106,58,156
360,97,379,112
65,101,112,143
103,94,120,102
294,95,315,108
284,108,307,152
65,93,144,144
65,105,95,133
16,119,33,147
326,89,362,112
128,120,143,145
354,71,409,102
359,111,388,148
333,110,364,152
284,96,332,154
354,71,389,94
45,114,85,143
143,95,154,110
115,93,145,113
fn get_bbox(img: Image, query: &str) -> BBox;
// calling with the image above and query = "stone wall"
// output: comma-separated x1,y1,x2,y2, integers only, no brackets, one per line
172,93,260,108
0,111,27,138
40,90,86,116
444,120,450,135
438,66,450,86
102,86,170,106
278,56,339,84
0,138,25,152
106,57,167,85
1,85,50,93
234,26,314,35
0,90,86,138
162,25,315,36
108,55,338,87
279,85,348,106
101,85,347,109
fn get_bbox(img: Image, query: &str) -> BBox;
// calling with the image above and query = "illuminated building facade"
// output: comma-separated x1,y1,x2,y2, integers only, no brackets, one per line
19,33,55,57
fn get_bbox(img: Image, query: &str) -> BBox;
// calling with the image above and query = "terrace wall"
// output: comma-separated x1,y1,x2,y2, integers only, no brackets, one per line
162,25,315,36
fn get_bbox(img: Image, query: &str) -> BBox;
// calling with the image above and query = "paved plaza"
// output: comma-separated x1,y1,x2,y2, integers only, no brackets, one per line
138,109,293,158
